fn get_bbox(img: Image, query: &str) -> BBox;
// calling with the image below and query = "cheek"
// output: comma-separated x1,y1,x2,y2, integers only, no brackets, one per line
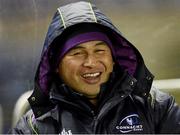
59,60,81,78
104,55,114,72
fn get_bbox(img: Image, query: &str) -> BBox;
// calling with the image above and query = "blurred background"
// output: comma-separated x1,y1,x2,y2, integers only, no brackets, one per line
0,0,180,133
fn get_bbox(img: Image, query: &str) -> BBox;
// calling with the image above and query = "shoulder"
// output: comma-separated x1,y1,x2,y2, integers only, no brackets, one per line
149,86,180,133
10,106,60,134
10,109,38,134
150,86,175,109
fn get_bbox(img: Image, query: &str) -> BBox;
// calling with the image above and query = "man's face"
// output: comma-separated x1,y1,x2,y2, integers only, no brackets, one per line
57,40,114,99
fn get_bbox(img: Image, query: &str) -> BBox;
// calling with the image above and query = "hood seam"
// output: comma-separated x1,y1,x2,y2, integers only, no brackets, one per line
88,2,97,23
57,8,66,28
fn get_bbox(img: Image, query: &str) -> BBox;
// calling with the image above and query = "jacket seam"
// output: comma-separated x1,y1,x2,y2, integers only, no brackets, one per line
28,114,39,135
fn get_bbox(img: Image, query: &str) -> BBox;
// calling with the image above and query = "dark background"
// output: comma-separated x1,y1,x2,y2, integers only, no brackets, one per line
0,0,180,133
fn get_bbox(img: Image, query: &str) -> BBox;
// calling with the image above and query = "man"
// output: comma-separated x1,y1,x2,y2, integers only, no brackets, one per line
10,1,180,134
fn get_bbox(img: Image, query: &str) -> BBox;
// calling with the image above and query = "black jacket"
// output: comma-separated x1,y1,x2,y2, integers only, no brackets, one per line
11,1,180,134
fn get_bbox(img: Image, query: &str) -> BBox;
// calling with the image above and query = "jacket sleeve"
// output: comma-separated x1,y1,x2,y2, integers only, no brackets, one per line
150,87,180,134
9,110,38,134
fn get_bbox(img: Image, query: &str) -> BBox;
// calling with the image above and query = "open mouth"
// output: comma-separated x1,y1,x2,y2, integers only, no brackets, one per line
81,72,102,84
82,72,101,78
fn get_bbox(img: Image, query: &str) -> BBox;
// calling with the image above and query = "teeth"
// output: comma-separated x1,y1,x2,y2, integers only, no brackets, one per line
83,72,100,78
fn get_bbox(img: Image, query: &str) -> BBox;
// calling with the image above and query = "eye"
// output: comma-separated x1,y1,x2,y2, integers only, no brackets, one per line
95,49,106,54
72,52,83,55
70,50,86,56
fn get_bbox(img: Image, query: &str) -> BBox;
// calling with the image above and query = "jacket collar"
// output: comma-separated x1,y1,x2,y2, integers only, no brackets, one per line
28,83,55,118
133,64,154,98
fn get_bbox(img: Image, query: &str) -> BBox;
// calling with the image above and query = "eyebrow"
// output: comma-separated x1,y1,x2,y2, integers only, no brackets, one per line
95,41,107,46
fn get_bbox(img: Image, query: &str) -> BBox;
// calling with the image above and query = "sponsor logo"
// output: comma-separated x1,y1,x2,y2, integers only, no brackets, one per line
60,128,72,135
116,114,143,133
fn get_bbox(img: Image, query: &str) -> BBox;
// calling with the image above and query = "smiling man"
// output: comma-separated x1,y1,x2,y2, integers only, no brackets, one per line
57,38,114,104
10,1,180,134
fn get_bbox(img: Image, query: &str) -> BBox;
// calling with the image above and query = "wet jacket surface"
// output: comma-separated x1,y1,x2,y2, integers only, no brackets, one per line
11,1,180,134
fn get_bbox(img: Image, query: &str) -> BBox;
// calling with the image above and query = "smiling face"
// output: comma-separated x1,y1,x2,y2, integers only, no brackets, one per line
57,40,114,99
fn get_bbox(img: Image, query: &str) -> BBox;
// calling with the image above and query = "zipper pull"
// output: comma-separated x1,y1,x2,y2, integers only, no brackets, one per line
91,110,95,116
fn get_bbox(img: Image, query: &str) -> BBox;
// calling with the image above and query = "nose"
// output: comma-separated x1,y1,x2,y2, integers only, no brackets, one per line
82,54,97,68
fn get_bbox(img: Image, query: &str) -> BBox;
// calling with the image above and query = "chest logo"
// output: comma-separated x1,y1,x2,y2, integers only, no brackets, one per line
60,128,72,135
116,114,143,133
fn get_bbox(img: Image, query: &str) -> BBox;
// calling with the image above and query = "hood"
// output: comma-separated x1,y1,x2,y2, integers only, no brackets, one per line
28,1,154,118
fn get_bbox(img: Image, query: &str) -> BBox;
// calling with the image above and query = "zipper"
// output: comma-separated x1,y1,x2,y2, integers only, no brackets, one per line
91,110,98,133
93,94,128,133
92,73,134,133
98,94,127,120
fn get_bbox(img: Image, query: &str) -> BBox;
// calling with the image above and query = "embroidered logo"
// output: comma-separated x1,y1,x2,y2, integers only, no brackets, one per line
60,128,72,135
116,114,143,133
